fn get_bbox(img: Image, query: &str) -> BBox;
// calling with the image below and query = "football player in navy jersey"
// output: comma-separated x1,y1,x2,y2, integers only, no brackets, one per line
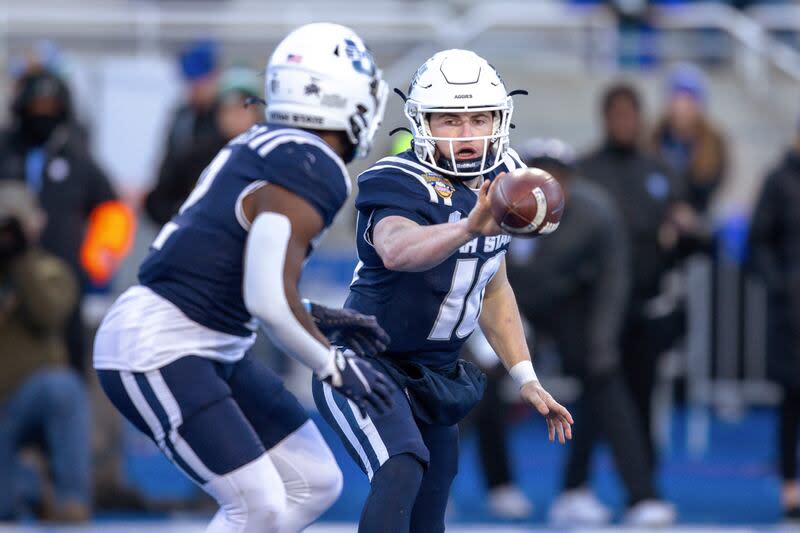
92,24,395,533
313,49,574,533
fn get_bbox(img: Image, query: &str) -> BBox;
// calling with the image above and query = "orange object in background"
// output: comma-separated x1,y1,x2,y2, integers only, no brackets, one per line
79,200,136,285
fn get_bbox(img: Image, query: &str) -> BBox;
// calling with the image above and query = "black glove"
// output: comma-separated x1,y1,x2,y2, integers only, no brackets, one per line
306,300,390,357
319,349,395,416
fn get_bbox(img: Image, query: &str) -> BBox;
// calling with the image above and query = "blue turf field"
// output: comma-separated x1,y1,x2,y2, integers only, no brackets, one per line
120,406,789,527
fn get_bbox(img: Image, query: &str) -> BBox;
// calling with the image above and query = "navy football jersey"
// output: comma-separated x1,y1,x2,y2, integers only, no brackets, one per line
139,125,350,337
346,148,526,369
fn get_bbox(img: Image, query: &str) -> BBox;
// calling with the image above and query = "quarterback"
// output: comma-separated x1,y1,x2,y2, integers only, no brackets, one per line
313,49,573,532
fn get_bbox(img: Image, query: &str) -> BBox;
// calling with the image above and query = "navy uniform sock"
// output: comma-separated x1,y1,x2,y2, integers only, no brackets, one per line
358,453,424,533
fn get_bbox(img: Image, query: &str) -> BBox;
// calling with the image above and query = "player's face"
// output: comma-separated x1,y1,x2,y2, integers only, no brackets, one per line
428,111,494,161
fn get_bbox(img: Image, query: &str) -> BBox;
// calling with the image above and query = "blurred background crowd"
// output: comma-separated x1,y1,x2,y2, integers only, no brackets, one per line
2,0,800,528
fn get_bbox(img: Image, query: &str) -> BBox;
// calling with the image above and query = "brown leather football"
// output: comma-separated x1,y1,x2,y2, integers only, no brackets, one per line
489,167,565,237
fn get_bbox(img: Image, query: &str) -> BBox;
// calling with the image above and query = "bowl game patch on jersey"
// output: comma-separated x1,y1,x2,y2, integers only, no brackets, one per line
423,173,455,200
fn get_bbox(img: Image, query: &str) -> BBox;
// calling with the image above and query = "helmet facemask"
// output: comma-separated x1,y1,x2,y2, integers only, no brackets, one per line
405,97,513,180
348,77,389,161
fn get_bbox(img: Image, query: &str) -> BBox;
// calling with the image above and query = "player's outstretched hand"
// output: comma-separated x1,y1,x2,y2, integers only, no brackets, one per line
319,349,395,417
307,301,391,357
466,178,505,237
520,380,574,444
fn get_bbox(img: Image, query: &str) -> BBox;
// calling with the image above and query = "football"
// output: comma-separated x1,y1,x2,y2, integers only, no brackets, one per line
488,167,565,237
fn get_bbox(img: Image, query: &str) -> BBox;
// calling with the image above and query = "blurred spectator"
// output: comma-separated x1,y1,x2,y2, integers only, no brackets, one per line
651,63,727,217
144,39,221,226
578,83,689,469
8,41,70,105
0,70,134,375
7,42,91,146
463,330,533,520
0,182,89,523
216,66,262,137
509,138,675,527
748,132,800,522
171,38,221,154
144,63,262,225
8,41,66,80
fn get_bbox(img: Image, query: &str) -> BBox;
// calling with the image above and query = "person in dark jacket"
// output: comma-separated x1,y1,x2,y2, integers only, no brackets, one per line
748,136,800,521
172,39,221,151
508,138,675,527
578,83,691,469
0,70,132,374
0,182,89,523
144,39,222,226
144,64,262,225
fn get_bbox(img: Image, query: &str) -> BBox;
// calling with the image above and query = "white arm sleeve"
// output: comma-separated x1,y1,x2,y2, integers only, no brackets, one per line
243,212,335,376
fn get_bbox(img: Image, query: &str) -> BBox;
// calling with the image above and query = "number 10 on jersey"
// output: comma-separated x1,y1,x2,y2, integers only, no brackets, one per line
428,253,504,341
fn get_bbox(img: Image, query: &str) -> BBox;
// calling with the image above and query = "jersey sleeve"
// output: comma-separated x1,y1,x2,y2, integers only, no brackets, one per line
257,141,350,227
356,166,436,227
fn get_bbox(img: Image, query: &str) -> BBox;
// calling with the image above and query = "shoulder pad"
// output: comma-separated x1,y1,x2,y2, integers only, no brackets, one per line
247,130,351,226
358,155,452,207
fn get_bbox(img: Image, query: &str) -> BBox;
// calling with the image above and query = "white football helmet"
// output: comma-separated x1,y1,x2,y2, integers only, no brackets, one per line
266,23,388,161
404,49,514,178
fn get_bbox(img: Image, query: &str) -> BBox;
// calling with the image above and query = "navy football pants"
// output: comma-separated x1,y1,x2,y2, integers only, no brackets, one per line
312,376,459,531
97,353,308,484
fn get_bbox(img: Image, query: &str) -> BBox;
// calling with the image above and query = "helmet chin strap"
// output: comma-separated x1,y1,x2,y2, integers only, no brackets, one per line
435,151,494,180
337,130,359,163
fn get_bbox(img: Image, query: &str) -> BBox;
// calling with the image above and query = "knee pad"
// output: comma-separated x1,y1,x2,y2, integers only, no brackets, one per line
203,453,287,533
296,451,343,516
304,448,343,510
269,421,343,523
